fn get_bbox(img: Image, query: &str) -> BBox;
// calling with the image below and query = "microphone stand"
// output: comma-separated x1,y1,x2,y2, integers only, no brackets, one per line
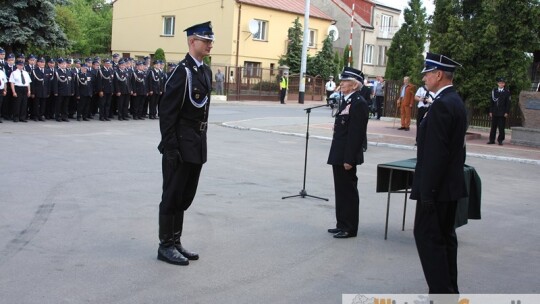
282,104,330,201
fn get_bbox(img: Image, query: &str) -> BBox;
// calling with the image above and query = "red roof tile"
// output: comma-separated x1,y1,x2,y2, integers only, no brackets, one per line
237,0,334,21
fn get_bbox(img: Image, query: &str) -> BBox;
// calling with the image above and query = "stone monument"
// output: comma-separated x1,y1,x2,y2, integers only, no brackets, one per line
511,91,540,147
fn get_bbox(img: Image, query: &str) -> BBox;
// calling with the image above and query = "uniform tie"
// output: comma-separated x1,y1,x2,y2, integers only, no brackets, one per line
21,70,25,85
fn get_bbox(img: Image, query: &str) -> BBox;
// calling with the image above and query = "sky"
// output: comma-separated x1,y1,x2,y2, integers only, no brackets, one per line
379,0,435,16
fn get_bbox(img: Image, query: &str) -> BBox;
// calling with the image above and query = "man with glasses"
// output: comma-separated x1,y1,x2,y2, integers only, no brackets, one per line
157,21,214,266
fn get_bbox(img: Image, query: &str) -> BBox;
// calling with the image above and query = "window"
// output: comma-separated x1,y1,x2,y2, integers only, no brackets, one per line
163,16,175,36
308,29,317,48
270,63,275,76
364,44,374,65
381,14,392,32
378,45,387,66
253,20,268,41
244,61,262,78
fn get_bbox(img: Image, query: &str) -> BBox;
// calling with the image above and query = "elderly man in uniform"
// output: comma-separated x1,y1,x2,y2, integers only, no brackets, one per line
487,77,511,145
157,21,214,265
30,57,51,121
327,67,369,239
411,53,468,297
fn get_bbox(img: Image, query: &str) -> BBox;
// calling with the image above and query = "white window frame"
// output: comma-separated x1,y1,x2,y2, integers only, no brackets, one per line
163,16,175,36
308,29,317,48
364,44,374,65
253,19,268,41
381,14,392,33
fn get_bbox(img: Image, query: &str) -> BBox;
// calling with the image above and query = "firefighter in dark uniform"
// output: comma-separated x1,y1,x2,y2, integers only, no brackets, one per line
410,53,468,296
75,65,93,121
114,59,132,120
45,58,57,120
3,54,16,120
30,57,51,121
326,67,369,239
131,61,148,120
157,21,214,265
88,59,100,119
147,60,162,119
53,58,74,122
487,77,511,145
99,59,114,121
25,55,37,120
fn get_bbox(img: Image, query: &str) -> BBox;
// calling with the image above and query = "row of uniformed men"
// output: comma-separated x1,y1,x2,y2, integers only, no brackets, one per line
0,49,176,123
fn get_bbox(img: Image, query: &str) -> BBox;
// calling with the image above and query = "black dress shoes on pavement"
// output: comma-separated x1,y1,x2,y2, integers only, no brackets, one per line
487,141,495,144
174,243,199,260
157,245,189,265
327,228,341,234
333,231,357,238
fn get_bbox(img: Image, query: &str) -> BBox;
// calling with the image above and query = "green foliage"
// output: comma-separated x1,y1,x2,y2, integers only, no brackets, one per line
252,80,280,91
0,0,69,53
307,35,336,79
429,0,540,110
385,0,427,84
333,50,343,80
154,48,166,61
343,44,354,68
279,17,303,73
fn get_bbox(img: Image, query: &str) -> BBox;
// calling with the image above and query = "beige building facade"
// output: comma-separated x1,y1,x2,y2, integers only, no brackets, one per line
111,0,333,78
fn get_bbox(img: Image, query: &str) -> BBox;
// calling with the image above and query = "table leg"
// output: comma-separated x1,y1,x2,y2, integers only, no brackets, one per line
402,173,409,231
385,169,393,240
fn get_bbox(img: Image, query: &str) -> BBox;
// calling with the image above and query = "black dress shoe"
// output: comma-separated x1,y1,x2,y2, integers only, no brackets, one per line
398,127,406,130
404,127,410,131
333,231,357,238
105,118,111,121
175,243,199,260
62,118,69,122
327,228,341,234
498,141,503,146
487,141,495,144
157,245,189,265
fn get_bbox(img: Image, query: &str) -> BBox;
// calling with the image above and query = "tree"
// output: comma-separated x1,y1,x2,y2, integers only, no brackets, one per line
307,35,336,79
279,17,303,74
0,0,69,54
385,0,427,84
430,0,540,109
333,50,343,80
154,48,166,62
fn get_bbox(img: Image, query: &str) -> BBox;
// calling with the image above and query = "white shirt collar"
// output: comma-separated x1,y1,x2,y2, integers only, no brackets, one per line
189,54,204,68
432,85,453,99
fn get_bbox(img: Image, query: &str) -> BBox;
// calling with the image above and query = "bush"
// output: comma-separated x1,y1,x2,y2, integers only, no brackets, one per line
252,81,280,91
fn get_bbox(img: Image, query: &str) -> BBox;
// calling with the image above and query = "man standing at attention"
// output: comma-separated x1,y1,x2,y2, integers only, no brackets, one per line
325,75,336,100
411,52,468,296
396,76,415,130
487,77,511,145
157,21,214,266
279,71,288,104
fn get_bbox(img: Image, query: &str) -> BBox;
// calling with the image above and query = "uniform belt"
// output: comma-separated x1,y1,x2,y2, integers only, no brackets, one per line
179,118,207,132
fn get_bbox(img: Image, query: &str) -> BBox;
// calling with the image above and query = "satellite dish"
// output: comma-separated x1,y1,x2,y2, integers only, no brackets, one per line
327,25,339,41
248,19,259,35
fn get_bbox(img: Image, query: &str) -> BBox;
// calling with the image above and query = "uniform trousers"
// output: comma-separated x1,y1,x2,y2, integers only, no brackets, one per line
133,95,145,119
160,159,202,238
46,95,55,119
34,97,48,119
2,89,13,119
414,199,459,294
489,116,506,143
99,93,112,119
279,88,286,104
149,94,160,118
0,94,3,121
117,94,130,119
13,86,29,121
332,165,359,235
416,106,429,141
55,95,70,120
90,94,100,117
77,96,90,119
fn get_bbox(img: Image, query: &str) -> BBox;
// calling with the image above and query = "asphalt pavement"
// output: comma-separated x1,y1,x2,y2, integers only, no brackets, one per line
0,101,538,303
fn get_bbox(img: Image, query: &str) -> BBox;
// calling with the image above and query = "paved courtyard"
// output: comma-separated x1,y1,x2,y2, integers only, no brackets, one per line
1,102,539,303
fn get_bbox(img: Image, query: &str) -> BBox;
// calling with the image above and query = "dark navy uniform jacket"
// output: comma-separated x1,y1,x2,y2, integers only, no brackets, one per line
147,68,162,94
75,71,93,97
489,88,511,117
132,70,148,95
53,68,74,96
31,67,51,98
411,86,468,203
327,90,369,166
99,67,114,94
90,68,101,94
158,54,212,164
114,69,131,94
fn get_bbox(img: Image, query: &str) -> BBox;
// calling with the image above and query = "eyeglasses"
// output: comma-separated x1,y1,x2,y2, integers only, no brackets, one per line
194,38,214,44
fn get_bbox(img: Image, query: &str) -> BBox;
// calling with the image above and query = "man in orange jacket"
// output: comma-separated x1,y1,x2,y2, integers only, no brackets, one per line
396,76,416,130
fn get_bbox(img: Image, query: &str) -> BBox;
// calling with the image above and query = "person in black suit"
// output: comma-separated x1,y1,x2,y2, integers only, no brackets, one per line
45,59,57,120
410,52,468,295
98,59,114,121
114,59,132,121
74,65,93,121
30,57,51,121
53,58,74,122
3,53,16,120
487,77,511,145
157,21,214,265
326,67,369,239
147,60,162,119
131,61,148,120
